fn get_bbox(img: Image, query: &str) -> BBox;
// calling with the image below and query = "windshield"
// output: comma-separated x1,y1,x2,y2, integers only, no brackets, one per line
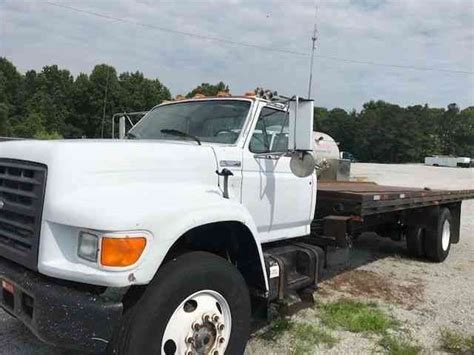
128,100,251,144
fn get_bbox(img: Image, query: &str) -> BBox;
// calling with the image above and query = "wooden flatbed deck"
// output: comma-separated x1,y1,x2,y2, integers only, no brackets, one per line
316,181,474,217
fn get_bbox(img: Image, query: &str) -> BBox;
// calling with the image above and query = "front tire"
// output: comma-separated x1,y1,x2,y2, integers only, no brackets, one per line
109,251,251,355
425,207,453,262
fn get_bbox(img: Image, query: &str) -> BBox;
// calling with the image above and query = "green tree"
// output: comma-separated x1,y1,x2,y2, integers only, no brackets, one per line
186,82,229,98
119,71,171,112
453,107,474,157
0,57,22,108
313,107,328,131
17,65,74,137
0,58,23,135
85,64,123,138
0,102,9,136
69,72,93,137
11,112,44,138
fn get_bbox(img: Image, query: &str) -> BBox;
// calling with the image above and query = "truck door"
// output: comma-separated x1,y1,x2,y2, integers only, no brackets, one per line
241,105,315,243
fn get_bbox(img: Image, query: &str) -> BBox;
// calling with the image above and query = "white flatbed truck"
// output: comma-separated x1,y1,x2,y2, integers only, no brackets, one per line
0,95,473,354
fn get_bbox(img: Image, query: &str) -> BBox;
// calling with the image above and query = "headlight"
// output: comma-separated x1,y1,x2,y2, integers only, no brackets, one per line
77,231,99,262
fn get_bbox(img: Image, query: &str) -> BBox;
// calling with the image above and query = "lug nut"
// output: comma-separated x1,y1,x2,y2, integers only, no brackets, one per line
212,315,219,322
203,314,210,322
219,324,225,331
214,351,219,355
193,322,200,331
219,337,225,344
186,336,194,344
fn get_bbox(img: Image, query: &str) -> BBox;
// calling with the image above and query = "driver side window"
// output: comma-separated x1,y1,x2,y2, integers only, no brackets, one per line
249,107,289,153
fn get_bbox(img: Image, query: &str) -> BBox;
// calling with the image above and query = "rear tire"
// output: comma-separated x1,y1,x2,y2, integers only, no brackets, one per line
108,251,251,355
406,226,425,258
425,207,453,262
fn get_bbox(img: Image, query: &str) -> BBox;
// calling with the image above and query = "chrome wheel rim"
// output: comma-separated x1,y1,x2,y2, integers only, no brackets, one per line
162,290,232,355
441,220,451,251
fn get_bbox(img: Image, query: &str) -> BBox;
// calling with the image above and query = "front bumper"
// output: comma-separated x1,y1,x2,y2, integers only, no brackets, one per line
0,257,123,353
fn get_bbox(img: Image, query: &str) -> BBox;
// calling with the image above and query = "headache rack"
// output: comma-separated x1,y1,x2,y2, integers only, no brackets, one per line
0,159,47,270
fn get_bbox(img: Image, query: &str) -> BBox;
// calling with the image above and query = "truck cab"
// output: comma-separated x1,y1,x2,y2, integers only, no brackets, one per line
126,96,316,243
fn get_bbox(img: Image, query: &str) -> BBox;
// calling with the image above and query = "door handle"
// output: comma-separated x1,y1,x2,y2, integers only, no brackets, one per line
216,168,234,199
254,152,284,160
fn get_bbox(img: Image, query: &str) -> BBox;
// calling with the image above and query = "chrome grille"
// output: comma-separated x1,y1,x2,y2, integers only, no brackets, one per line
0,159,47,269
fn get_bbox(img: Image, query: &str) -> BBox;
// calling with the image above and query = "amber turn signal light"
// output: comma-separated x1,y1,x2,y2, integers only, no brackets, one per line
100,237,146,267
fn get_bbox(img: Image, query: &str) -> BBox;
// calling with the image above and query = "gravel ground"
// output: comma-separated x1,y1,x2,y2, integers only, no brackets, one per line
0,163,472,354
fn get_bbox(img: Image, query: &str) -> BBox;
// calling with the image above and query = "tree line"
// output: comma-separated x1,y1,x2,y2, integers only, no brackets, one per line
316,102,473,163
0,57,172,139
1,57,472,163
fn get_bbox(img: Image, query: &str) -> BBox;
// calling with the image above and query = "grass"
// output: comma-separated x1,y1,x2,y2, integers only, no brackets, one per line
319,299,396,334
379,334,421,355
260,318,338,353
291,323,338,354
439,328,474,353
259,318,294,341
260,299,427,354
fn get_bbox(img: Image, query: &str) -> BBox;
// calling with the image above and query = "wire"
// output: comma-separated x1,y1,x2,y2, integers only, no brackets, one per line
314,55,474,75
45,1,474,75
45,2,307,57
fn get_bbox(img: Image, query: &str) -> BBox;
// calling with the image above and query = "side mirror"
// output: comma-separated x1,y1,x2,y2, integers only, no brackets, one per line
288,96,314,152
290,151,315,177
288,97,314,177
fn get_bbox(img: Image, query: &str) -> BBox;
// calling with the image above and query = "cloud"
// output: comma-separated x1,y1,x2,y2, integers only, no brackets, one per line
0,0,473,110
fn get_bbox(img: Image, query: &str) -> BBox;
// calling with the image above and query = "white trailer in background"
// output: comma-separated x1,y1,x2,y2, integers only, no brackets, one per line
424,155,471,168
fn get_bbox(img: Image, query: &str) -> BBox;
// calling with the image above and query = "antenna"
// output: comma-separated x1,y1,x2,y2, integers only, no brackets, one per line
307,3,318,99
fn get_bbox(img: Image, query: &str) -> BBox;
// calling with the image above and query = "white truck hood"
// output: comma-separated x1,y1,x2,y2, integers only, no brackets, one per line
0,139,219,212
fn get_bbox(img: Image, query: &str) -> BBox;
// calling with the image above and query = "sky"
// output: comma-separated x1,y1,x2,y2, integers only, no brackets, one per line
1,0,473,110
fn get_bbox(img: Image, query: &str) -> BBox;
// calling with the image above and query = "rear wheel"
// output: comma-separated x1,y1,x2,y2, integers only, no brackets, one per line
109,251,251,355
425,207,453,262
406,226,425,258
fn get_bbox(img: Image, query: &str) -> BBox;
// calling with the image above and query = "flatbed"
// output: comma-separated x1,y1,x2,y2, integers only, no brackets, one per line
316,181,474,217
310,181,474,253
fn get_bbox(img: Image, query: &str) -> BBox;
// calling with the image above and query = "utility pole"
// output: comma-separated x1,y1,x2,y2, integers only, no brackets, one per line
307,5,318,99
101,66,111,139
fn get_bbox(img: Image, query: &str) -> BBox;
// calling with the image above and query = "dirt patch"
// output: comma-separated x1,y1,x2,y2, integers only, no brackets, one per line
319,269,424,308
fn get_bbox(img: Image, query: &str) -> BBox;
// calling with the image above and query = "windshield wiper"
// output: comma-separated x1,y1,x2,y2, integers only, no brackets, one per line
160,129,201,145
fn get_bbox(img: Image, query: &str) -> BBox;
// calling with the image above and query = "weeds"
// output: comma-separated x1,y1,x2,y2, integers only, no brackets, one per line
378,334,421,355
319,299,396,334
439,328,474,353
260,299,427,354
260,318,293,341
260,318,338,353
291,323,338,354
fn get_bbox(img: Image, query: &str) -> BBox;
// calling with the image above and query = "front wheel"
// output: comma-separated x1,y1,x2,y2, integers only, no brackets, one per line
109,251,251,355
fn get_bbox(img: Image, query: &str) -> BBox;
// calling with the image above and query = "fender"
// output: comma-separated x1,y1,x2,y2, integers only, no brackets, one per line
39,182,269,291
